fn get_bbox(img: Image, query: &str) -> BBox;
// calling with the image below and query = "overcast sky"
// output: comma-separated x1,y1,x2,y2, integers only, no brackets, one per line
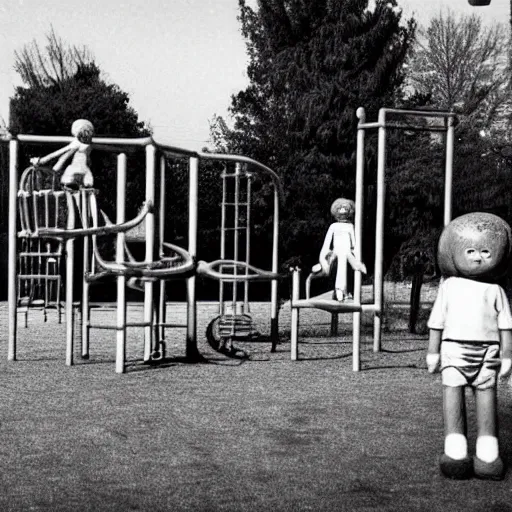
0,0,508,150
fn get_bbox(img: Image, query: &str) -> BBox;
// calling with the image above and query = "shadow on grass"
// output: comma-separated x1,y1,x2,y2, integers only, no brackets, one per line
360,363,422,372
380,347,425,354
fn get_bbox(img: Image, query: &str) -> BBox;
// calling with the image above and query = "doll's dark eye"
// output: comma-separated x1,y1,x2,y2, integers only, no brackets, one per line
466,248,476,256
481,249,491,259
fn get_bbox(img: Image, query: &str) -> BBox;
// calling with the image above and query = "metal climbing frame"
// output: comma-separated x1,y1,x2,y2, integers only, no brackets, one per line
290,107,457,370
196,157,282,357
8,134,198,373
200,164,257,355
7,131,282,372
16,166,64,326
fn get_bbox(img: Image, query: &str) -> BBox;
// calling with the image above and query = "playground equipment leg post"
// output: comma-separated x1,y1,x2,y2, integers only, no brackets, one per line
290,269,300,361
8,140,18,361
116,153,128,373
373,112,386,352
186,156,199,360
143,145,156,362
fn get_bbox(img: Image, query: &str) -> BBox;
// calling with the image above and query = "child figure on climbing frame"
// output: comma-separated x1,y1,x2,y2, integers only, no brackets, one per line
30,119,94,190
427,212,512,480
317,198,366,301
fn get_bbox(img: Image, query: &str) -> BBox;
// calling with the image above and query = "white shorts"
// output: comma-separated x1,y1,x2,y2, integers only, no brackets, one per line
441,341,501,390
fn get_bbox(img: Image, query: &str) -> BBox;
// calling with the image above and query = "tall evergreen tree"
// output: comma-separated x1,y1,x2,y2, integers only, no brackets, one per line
213,0,415,268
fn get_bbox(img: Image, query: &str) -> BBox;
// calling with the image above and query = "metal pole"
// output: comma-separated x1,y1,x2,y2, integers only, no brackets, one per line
244,170,251,310
444,115,455,226
353,107,366,371
373,108,386,352
290,268,300,360
8,140,18,361
233,163,240,311
65,193,76,366
158,156,166,345
270,183,280,350
186,156,199,359
219,165,227,315
143,145,156,361
116,153,127,373
81,189,90,359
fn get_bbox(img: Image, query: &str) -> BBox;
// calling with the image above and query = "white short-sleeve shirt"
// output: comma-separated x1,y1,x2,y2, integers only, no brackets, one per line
427,276,512,342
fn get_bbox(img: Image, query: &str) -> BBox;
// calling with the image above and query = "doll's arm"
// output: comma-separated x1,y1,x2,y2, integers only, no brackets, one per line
30,141,77,171
349,223,356,250
498,330,512,378
319,224,334,260
317,225,336,275
427,329,442,373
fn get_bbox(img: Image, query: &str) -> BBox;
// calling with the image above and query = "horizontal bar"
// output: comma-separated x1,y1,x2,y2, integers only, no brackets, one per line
87,322,151,330
358,122,382,129
290,301,380,313
19,252,62,257
381,107,456,118
18,274,60,280
17,134,152,147
358,122,448,132
221,173,252,179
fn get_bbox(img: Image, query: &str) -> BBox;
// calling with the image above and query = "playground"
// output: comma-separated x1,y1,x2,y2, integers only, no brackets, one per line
2,105,511,509
1,0,510,507
1,295,512,512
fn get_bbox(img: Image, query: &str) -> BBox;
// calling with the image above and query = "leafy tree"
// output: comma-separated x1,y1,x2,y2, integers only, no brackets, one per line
386,9,510,280
9,30,149,217
386,119,512,281
13,27,93,90
405,10,509,132
212,0,415,272
7,30,150,300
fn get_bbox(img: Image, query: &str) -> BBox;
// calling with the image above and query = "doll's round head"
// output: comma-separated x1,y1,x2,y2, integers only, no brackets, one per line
71,119,94,144
437,212,512,281
330,198,355,222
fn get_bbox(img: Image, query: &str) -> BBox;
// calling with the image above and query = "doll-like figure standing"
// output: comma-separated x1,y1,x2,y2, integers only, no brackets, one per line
30,119,94,190
427,212,512,480
317,198,367,301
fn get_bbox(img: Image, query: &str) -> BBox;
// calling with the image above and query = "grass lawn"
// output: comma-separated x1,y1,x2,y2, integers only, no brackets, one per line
1,285,512,512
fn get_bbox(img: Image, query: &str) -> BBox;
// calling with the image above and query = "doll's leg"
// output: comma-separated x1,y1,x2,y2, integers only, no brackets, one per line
474,387,505,479
440,386,472,479
334,252,348,301
443,386,468,455
83,168,94,188
347,252,367,274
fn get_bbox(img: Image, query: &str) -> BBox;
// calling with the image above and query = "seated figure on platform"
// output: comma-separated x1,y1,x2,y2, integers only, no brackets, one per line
315,198,366,301
30,119,94,190
427,212,512,481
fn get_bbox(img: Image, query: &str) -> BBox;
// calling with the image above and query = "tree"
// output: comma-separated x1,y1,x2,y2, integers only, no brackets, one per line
7,30,150,300
13,26,93,90
9,30,149,216
213,0,415,270
385,11,511,279
405,10,509,132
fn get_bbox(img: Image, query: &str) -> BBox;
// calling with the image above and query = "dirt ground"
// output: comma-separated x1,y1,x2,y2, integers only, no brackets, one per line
1,283,512,512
